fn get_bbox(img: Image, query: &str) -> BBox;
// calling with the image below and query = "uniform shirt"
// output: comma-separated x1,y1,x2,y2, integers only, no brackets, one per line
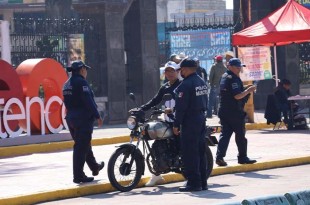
218,70,247,116
141,79,181,122
209,62,227,87
63,74,100,120
173,73,208,128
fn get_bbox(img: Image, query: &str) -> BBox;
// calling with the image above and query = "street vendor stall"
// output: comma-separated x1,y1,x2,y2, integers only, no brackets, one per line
232,0,310,86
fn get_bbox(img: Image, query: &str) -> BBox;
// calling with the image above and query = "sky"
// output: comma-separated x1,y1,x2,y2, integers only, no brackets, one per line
226,0,233,9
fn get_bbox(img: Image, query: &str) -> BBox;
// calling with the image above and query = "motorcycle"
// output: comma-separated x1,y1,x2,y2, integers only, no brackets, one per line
107,93,218,192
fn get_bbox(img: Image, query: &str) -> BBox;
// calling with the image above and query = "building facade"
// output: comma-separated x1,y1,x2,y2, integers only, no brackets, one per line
0,0,160,124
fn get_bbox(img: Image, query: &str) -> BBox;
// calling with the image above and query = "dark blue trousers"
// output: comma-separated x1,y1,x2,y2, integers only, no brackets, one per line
181,114,207,188
216,116,248,160
66,118,98,179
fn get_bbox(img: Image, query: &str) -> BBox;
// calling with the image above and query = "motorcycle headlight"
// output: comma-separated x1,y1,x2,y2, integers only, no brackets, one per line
127,116,137,130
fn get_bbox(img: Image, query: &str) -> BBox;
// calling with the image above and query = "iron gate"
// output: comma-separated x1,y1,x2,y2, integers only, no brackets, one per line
299,43,310,84
10,17,99,69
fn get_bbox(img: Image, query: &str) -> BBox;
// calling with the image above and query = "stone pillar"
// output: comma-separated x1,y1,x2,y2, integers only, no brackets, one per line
276,44,300,95
124,0,160,109
73,0,158,123
104,3,128,123
140,0,160,104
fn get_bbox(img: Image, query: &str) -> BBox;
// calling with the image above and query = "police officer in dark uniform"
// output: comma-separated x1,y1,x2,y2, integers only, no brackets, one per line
173,58,208,192
63,60,104,184
215,58,257,167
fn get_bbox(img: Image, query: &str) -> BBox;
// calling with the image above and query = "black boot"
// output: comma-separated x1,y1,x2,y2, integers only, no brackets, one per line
73,176,94,184
92,161,105,176
238,157,257,164
179,186,202,192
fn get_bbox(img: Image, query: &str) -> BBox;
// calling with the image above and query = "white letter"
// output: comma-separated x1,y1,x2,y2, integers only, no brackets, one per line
0,98,8,139
26,97,45,135
3,98,25,138
45,96,63,133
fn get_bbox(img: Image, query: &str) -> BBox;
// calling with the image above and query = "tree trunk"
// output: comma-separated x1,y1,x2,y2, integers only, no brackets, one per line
240,0,251,28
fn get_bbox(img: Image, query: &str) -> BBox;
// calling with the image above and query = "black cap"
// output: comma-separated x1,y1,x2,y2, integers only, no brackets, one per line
227,58,246,67
66,60,91,72
281,79,291,85
179,58,197,69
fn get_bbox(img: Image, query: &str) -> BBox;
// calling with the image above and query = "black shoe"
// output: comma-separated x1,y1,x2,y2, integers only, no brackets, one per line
92,161,105,176
73,176,94,184
216,158,227,166
202,185,208,190
238,157,257,164
179,186,202,192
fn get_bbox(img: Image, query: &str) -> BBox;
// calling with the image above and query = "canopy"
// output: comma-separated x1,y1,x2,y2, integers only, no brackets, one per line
232,0,310,46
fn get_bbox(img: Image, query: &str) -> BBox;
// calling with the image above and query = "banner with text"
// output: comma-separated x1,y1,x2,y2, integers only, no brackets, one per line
238,46,272,82
170,29,231,72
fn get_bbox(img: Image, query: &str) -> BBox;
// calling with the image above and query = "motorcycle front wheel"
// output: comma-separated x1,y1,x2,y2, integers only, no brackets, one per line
205,144,214,179
108,146,144,192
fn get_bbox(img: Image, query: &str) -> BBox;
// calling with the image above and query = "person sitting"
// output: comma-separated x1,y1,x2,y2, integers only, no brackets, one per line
264,94,282,128
274,79,292,127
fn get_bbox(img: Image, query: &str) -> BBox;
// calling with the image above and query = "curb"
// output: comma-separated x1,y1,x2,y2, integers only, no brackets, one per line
0,122,272,158
0,135,130,158
1,156,310,205
245,122,274,130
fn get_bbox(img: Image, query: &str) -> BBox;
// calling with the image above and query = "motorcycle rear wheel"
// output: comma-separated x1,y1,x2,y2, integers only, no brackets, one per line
205,144,214,179
181,142,214,181
108,147,144,192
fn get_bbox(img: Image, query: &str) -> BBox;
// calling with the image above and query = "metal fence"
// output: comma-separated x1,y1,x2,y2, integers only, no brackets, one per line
7,15,310,84
9,17,99,68
159,13,310,84
158,13,234,72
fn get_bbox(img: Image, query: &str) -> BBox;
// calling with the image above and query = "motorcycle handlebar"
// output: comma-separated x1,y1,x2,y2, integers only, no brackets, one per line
151,110,164,115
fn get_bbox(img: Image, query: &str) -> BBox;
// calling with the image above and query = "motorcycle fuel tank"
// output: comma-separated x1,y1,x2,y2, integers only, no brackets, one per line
146,121,174,140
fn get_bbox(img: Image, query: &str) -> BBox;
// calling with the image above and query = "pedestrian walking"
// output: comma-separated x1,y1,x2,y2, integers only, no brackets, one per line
207,55,227,118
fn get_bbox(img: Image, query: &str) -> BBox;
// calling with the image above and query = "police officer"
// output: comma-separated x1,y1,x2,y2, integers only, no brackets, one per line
173,58,208,192
215,58,257,167
63,60,104,184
